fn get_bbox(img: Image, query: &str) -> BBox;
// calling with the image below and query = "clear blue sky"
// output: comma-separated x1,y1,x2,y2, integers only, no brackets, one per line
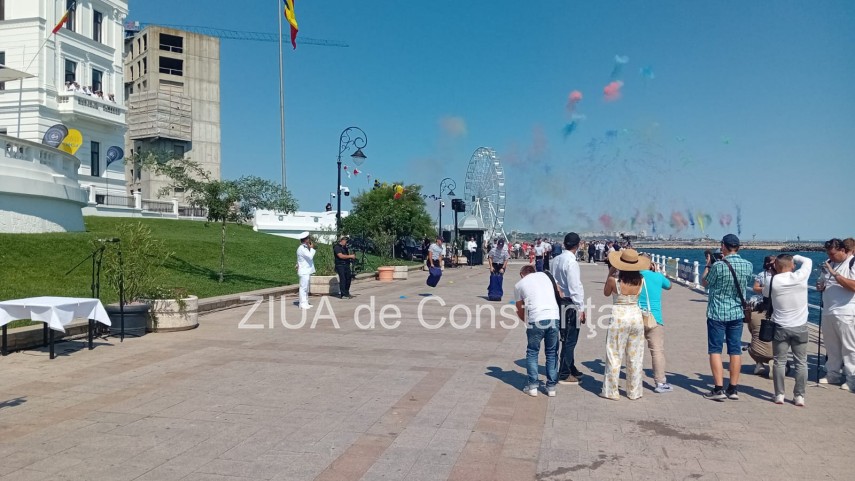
130,1,855,240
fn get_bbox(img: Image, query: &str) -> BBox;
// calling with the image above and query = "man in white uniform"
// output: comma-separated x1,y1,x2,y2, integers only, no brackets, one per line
818,238,855,391
466,237,477,268
296,232,316,310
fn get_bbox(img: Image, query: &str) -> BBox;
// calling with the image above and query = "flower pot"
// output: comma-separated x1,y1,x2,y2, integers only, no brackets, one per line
106,302,150,337
392,265,408,280
377,266,395,282
309,275,339,296
147,295,199,332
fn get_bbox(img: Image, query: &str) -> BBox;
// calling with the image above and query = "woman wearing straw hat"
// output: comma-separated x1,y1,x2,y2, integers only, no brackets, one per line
601,249,650,400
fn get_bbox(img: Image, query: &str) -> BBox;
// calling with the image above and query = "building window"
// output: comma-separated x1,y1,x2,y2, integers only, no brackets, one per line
129,64,134,79
143,57,147,74
93,10,103,43
65,59,77,83
143,33,147,51
159,57,183,76
0,51,5,90
173,144,185,158
92,69,103,93
0,0,5,21
159,33,184,53
90,141,100,177
66,0,76,33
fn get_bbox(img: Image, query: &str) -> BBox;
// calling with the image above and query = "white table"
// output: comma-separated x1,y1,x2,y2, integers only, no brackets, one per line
0,297,111,359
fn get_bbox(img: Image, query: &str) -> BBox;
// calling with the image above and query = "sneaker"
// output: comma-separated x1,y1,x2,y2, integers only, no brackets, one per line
547,387,556,397
840,383,854,392
753,363,765,375
704,389,726,401
725,386,739,400
558,376,580,385
818,377,830,384
299,304,313,310
774,394,785,404
654,383,673,393
571,369,585,378
794,395,805,407
524,387,538,397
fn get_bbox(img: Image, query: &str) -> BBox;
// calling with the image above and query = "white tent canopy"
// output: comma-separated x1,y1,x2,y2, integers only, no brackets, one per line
0,65,35,82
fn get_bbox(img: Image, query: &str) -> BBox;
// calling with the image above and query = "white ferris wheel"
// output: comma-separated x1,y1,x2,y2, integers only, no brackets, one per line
464,147,507,241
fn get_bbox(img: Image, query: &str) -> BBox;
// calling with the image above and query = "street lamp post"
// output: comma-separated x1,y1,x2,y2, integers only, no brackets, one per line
438,177,457,239
337,127,367,234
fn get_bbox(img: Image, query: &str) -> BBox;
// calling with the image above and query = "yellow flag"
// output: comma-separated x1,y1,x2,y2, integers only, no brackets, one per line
59,129,83,155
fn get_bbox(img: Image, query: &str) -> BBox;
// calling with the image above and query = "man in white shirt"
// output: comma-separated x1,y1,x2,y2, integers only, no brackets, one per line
763,254,812,405
466,237,477,268
817,238,855,391
551,233,586,385
295,232,316,309
428,238,444,269
515,265,561,397
533,239,546,272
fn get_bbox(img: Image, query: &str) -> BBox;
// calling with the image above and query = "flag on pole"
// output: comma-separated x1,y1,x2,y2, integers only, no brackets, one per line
283,0,298,49
52,1,76,35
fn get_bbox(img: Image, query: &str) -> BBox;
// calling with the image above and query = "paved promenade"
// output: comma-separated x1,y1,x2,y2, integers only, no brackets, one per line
0,261,852,480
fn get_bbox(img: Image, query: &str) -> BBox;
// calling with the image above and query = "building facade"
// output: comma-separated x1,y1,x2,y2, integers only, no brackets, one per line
0,0,129,201
123,24,221,201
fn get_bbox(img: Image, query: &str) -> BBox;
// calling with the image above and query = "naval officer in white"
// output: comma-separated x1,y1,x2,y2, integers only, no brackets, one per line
296,231,316,309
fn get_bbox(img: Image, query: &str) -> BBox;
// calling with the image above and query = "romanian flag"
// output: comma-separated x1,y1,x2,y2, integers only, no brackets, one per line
52,1,76,35
283,0,298,49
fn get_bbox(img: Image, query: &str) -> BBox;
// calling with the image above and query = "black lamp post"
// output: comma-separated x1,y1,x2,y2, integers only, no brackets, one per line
438,177,456,239
337,127,367,234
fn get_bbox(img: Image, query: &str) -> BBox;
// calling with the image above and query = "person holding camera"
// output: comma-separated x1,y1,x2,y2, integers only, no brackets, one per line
817,238,855,391
296,232,316,310
763,254,812,406
702,234,753,401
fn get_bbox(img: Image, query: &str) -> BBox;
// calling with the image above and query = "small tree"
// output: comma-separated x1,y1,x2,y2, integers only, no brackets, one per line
137,151,298,283
341,183,433,250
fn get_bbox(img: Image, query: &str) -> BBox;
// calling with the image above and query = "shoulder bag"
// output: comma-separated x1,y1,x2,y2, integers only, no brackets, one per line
721,259,753,323
641,279,658,330
759,275,777,342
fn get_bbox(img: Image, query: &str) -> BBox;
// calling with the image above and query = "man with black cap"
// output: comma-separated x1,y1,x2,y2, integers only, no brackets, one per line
334,235,357,299
296,232,316,309
702,233,753,401
551,232,586,384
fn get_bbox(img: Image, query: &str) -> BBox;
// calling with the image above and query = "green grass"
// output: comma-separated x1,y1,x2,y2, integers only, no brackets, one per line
1,217,416,329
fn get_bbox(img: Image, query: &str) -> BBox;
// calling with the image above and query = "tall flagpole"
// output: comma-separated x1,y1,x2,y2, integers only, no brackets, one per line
277,0,287,189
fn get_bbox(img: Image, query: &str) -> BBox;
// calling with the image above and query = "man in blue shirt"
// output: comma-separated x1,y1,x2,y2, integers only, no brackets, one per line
702,234,754,401
639,263,672,393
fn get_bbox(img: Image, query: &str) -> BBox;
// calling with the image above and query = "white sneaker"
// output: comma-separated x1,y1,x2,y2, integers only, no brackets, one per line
547,388,556,397
525,387,538,397
774,394,785,405
299,304,313,310
794,395,805,407
840,383,854,392
818,377,829,384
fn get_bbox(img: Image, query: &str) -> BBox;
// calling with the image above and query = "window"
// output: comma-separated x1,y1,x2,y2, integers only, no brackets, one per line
90,141,100,177
66,0,76,33
159,57,183,76
159,33,184,53
0,0,4,21
143,57,147,74
65,59,77,83
0,51,5,90
173,144,185,158
129,64,134,79
93,10,103,43
143,34,147,51
91,69,103,93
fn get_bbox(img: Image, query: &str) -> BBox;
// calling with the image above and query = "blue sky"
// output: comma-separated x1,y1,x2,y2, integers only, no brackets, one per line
129,1,855,240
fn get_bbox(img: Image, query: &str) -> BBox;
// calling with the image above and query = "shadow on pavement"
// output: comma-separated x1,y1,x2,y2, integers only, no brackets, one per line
486,365,528,390
0,397,26,410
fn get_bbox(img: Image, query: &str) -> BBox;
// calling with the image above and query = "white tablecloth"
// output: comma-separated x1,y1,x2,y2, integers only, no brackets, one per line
0,297,111,333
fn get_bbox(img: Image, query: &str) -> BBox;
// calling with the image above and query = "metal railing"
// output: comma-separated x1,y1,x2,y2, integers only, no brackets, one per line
178,206,208,218
159,44,183,53
100,195,135,208
158,67,183,76
141,200,173,213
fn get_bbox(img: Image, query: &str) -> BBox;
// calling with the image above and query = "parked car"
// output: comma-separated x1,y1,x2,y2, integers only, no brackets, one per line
396,236,422,261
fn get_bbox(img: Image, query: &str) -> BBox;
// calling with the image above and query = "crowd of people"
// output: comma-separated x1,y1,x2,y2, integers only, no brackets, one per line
516,232,855,406
64,81,116,102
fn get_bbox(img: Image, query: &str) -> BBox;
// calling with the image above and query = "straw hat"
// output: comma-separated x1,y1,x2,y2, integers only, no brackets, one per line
607,249,650,271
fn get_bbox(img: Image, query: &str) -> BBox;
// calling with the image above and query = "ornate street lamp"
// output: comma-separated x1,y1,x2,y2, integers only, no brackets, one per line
337,127,367,233
438,177,457,239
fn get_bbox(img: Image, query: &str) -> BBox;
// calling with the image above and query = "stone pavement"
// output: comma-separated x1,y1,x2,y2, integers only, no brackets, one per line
0,261,852,481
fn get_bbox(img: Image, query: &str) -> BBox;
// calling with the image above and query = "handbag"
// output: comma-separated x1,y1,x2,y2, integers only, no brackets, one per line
759,275,777,342
721,259,753,323
641,279,658,330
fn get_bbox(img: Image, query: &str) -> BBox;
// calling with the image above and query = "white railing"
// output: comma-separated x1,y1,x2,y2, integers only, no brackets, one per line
56,92,126,122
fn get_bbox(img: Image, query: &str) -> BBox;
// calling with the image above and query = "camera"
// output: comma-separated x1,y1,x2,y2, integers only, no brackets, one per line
705,249,724,264
339,186,350,197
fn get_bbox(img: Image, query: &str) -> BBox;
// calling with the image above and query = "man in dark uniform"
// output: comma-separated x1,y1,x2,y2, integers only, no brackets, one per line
334,235,356,299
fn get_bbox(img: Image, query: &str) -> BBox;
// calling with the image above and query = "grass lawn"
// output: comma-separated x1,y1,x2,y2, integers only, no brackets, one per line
1,217,415,327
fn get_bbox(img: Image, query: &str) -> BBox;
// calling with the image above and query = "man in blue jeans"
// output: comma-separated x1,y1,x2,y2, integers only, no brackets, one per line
515,264,560,397
702,234,754,401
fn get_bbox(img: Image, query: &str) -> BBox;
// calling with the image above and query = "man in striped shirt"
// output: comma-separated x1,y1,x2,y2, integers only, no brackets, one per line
701,234,754,401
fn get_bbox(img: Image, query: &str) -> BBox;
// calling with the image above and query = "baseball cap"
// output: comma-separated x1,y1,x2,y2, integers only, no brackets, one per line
721,234,740,248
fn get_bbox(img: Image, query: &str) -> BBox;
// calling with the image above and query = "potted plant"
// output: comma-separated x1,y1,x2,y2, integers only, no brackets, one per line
375,230,396,282
144,286,199,332
102,222,171,336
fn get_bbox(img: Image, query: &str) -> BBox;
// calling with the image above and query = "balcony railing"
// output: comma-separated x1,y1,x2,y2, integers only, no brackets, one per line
142,199,173,213
57,92,126,124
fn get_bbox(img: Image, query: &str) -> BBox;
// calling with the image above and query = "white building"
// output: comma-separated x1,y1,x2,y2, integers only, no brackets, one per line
254,210,345,244
0,0,129,205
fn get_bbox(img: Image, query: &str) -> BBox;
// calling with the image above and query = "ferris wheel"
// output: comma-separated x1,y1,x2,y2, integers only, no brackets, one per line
464,147,507,241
